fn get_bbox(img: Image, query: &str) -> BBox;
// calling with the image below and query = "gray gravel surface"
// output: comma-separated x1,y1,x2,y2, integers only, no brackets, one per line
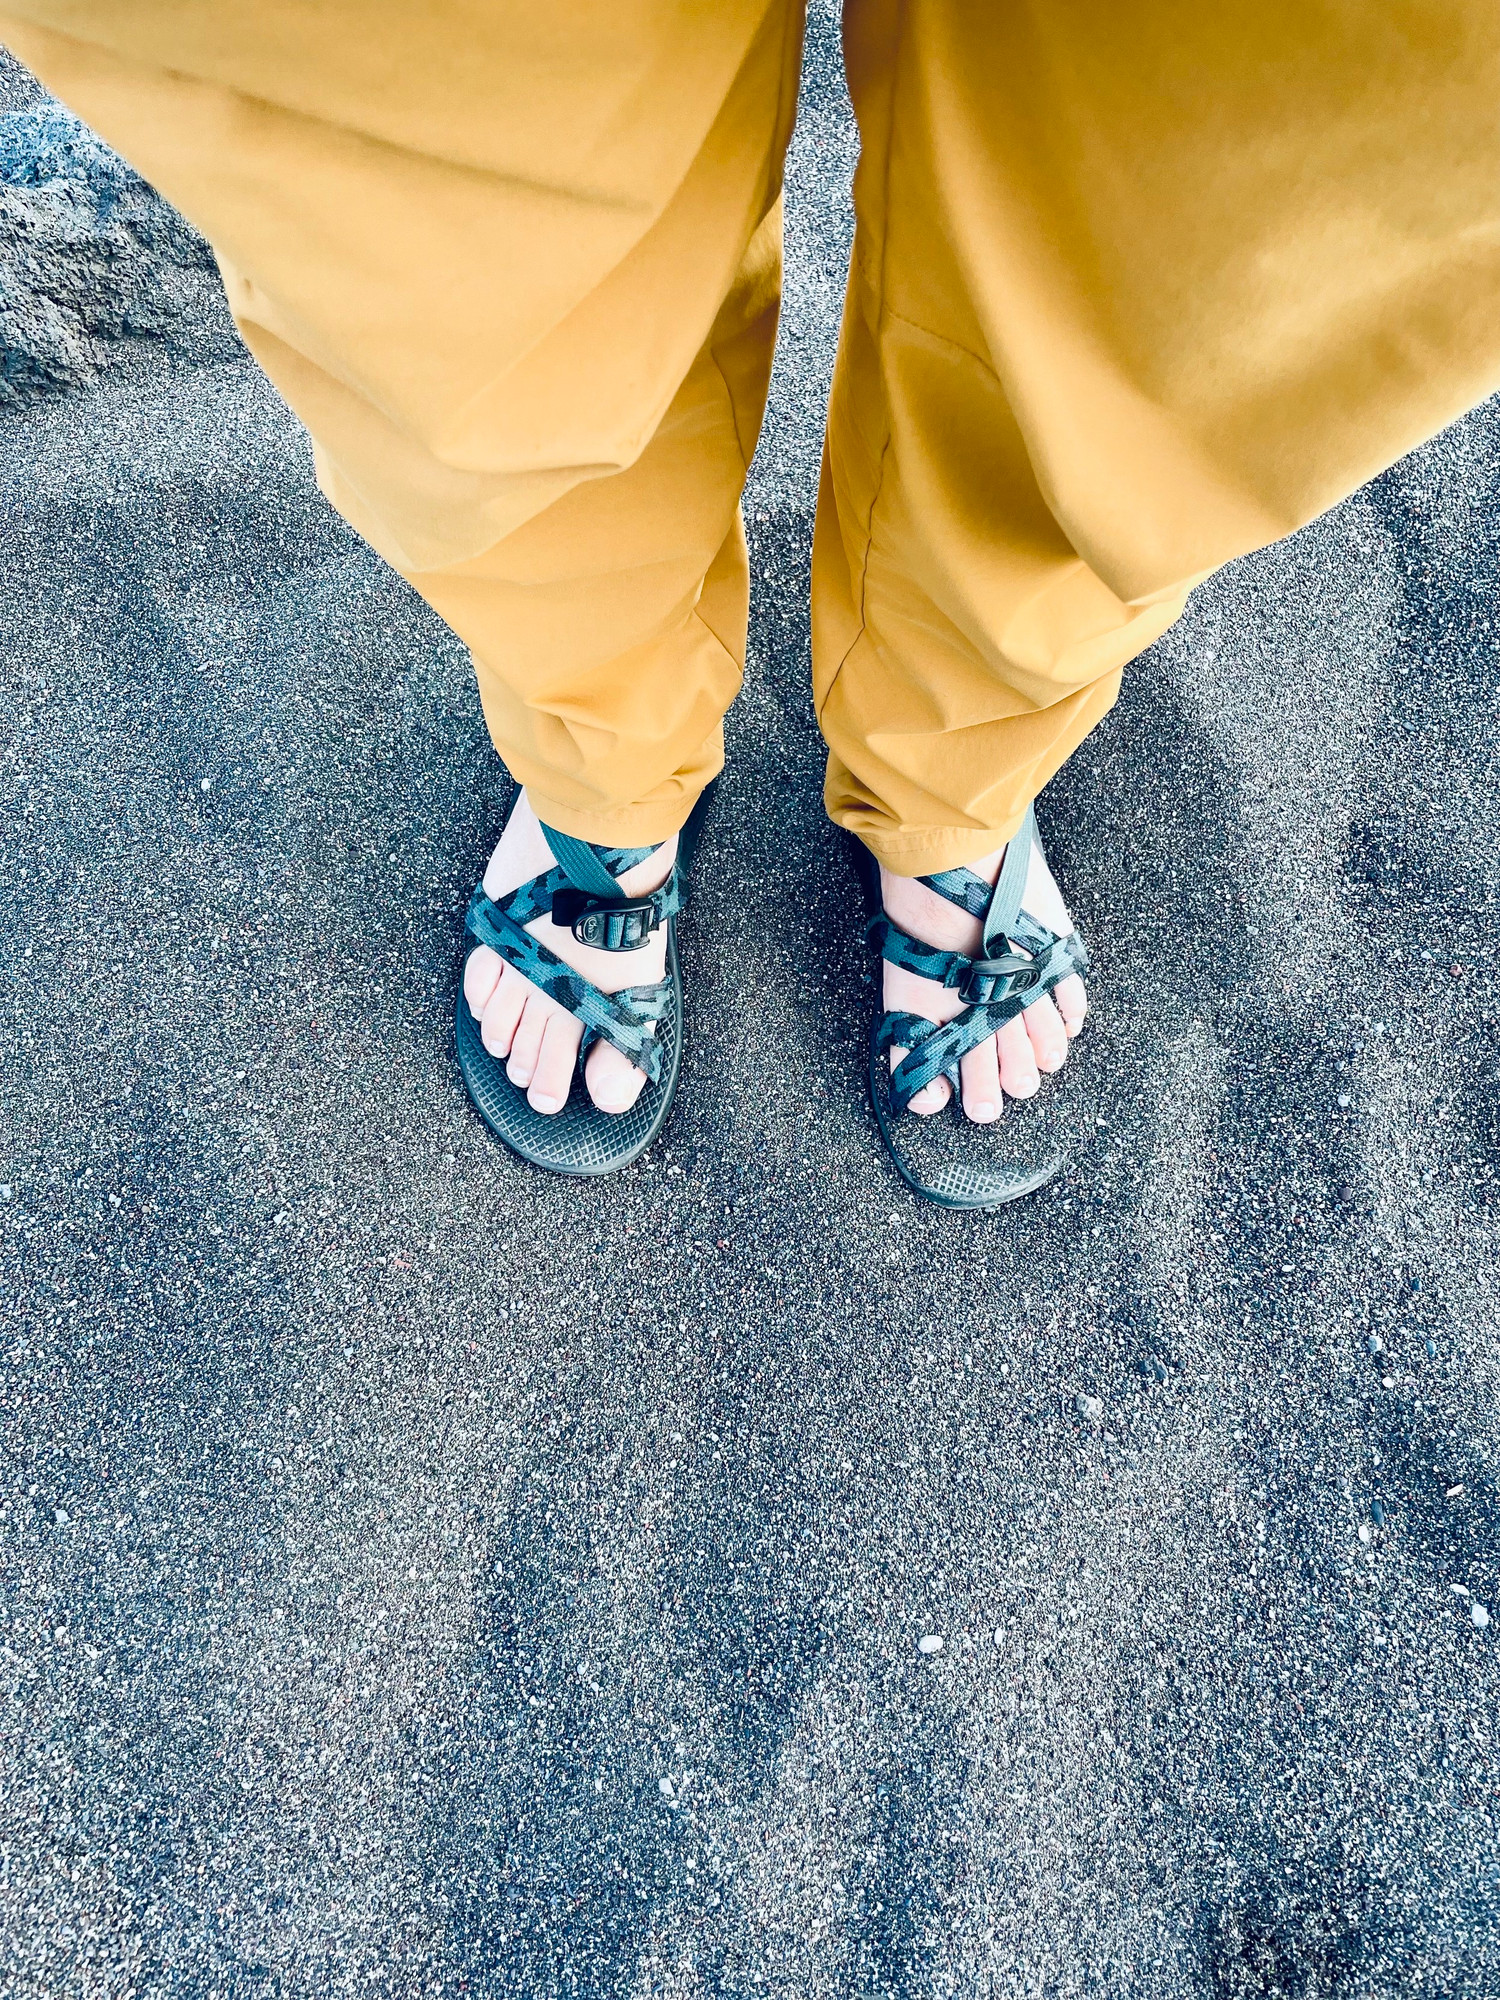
3,14,1500,1997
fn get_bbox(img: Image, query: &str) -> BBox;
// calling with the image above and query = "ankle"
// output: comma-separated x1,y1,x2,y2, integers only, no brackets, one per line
615,833,677,899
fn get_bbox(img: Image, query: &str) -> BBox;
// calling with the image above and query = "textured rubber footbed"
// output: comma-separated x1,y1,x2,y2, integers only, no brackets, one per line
868,1023,1082,1210
455,931,683,1177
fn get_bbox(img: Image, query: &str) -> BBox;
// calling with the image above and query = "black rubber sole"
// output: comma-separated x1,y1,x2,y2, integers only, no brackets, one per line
455,783,715,1179
846,831,1077,1211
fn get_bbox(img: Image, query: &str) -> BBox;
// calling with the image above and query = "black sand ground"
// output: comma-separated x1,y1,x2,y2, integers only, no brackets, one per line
3,17,1499,1998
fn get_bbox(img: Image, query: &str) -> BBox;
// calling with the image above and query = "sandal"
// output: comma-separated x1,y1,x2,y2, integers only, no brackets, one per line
852,805,1090,1210
455,786,714,1177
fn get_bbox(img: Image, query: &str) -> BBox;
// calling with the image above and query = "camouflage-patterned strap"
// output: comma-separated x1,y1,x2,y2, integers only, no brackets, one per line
491,863,684,936
919,866,992,918
870,803,1087,1113
463,828,681,1084
873,927,1087,1111
464,887,671,1083
871,908,1081,981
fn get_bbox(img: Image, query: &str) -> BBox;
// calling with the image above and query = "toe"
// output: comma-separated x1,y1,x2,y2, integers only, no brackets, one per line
996,1014,1041,1098
908,1077,952,1114
505,989,550,1088
1023,993,1069,1074
959,1034,1002,1123
527,1010,580,1115
479,963,528,1059
890,1046,952,1116
585,1038,646,1115
1053,973,1088,1038
464,944,502,1021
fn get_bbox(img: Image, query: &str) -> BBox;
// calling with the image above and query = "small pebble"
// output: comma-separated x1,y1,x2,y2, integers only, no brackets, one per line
1358,1523,1372,1544
53,1507,70,1526
199,777,211,792
1425,1339,1438,1358
1075,1394,1104,1424
658,1776,674,1798
1381,1375,1395,1390
1446,1484,1465,1499
0,1185,11,1201
1367,1334,1384,1355
918,1634,944,1655
1473,1604,1491,1630
1337,1093,1351,1109
992,1627,1003,1647
1370,1501,1385,1527
1451,1583,1470,1598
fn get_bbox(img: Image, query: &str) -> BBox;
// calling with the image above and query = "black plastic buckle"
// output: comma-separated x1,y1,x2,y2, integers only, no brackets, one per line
957,954,1038,1006
550,887,661,952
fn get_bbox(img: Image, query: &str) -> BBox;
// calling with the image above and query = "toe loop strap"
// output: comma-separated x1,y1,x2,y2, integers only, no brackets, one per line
464,887,669,1084
878,1005,1013,1114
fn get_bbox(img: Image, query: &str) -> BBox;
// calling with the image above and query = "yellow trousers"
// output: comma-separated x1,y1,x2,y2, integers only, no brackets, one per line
7,3,1500,870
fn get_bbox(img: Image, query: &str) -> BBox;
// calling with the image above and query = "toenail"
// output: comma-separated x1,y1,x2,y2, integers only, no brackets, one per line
531,1093,561,1113
1042,1050,1065,1070
970,1101,998,1121
508,1067,532,1086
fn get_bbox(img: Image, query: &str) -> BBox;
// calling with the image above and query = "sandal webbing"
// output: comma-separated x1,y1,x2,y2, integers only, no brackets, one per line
464,890,670,1082
870,808,1088,1114
493,865,684,935
919,867,992,917
464,829,681,1086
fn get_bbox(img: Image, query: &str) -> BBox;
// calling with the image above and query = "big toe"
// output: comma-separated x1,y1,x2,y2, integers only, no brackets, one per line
585,1038,647,1115
890,1047,952,1116
464,943,503,1022
1053,972,1088,1038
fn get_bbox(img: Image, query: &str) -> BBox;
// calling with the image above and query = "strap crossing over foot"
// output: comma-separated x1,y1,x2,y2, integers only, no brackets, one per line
455,781,716,1180
869,807,1087,1115
855,804,1090,1210
463,827,682,1084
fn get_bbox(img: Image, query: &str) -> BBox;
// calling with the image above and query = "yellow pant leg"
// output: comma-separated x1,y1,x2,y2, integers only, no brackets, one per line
819,0,1500,873
1,1,805,844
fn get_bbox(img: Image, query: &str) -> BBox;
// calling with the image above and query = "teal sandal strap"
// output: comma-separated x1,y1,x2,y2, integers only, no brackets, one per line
982,805,1036,954
920,867,992,917
463,889,669,1082
873,925,1087,1115
539,825,656,898
463,822,680,1084
918,805,1038,923
493,865,684,944
871,808,1086,1115
867,911,1054,998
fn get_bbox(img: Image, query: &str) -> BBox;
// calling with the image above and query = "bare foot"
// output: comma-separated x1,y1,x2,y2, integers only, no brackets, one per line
880,841,1087,1124
462,792,677,1117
